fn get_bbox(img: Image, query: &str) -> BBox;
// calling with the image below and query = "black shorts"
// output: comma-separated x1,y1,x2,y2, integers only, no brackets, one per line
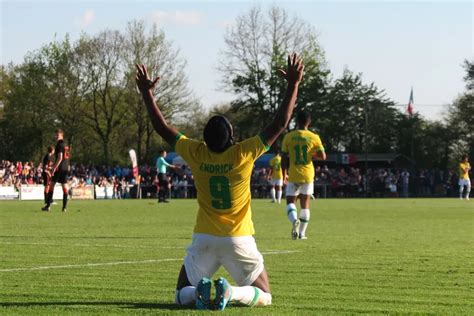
52,170,68,184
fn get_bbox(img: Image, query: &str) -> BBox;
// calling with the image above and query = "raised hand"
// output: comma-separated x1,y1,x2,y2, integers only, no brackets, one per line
277,53,304,85
135,64,160,93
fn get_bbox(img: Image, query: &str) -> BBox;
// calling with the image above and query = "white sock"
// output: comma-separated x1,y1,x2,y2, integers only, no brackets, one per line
230,286,272,306
270,188,276,201
277,190,282,203
466,184,471,199
286,203,298,223
299,209,310,237
460,186,464,198
175,286,195,305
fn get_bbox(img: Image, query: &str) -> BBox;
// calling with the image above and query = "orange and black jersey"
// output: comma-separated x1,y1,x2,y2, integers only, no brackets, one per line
55,140,70,172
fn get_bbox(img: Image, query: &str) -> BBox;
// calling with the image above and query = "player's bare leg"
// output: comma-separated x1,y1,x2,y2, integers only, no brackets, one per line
270,185,276,202
214,268,272,310
298,194,311,239
42,182,55,212
175,265,201,307
286,195,300,239
276,185,282,203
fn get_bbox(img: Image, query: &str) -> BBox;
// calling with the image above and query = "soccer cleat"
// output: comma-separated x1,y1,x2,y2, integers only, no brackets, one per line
62,208,67,213
291,219,300,240
41,205,50,212
214,277,232,311
195,277,212,310
299,235,308,240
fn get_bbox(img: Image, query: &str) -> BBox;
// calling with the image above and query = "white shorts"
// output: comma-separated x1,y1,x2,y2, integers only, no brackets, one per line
459,179,471,187
184,233,264,287
286,182,314,196
271,179,283,186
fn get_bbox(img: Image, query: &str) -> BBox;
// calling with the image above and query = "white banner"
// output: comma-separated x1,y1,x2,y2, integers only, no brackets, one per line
19,185,63,201
71,185,94,200
0,186,19,200
94,186,114,199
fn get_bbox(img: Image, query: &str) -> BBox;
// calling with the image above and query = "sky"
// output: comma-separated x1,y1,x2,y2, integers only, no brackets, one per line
1,0,473,120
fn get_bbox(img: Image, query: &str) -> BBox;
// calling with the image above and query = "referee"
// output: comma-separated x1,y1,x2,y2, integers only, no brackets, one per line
156,150,177,203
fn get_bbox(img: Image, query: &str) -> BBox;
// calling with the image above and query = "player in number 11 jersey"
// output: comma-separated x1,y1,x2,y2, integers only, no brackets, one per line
282,111,326,240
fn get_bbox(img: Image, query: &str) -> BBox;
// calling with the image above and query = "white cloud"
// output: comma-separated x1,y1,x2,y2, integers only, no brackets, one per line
76,10,95,28
150,10,203,26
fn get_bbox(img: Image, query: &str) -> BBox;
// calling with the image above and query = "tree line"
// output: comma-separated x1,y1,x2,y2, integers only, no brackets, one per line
0,7,472,170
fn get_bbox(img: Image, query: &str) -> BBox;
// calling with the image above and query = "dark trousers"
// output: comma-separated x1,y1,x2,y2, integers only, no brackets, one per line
158,173,169,201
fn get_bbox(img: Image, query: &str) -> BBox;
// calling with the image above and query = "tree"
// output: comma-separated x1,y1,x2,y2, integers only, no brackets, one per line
317,69,398,153
39,36,90,158
219,6,329,139
76,30,129,165
442,60,474,164
1,56,56,161
123,20,196,163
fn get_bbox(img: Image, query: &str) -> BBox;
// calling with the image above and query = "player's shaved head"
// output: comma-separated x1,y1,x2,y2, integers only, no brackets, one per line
203,115,234,153
296,111,311,128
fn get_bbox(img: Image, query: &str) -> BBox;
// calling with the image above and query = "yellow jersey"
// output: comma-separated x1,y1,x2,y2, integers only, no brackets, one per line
175,134,269,237
269,155,283,180
459,162,471,180
282,129,325,183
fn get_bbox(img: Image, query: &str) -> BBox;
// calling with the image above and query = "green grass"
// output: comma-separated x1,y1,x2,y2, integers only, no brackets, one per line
0,199,472,315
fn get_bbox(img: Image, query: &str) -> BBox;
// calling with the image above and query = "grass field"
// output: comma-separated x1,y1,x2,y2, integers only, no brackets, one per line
0,198,472,315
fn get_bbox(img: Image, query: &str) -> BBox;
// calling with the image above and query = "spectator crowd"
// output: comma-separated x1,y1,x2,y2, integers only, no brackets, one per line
0,159,469,199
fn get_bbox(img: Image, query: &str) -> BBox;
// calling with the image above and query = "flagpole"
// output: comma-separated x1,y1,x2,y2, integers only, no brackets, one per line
409,87,415,197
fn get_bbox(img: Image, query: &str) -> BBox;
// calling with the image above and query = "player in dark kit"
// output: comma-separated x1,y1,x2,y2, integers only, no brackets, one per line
42,129,70,212
41,146,55,204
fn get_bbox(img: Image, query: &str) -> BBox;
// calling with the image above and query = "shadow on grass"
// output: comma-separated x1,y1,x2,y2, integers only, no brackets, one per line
0,301,188,311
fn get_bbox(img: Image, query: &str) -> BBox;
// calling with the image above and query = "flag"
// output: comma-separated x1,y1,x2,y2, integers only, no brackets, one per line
407,87,414,116
338,153,357,165
129,149,138,178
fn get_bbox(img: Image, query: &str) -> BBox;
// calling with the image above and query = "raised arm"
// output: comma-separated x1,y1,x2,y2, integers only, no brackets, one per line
261,53,304,146
136,64,179,146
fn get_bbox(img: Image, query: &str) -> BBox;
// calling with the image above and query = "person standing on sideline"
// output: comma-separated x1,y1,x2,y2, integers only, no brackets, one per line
282,111,326,240
41,146,55,204
459,155,471,200
42,129,70,212
268,150,283,203
401,169,410,198
136,53,304,310
156,150,178,203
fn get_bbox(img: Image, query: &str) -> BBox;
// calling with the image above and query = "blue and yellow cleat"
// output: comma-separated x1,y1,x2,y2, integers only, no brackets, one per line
195,277,212,310
214,277,232,311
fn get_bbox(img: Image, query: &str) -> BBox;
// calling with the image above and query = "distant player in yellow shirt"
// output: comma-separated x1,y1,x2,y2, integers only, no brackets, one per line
136,53,304,311
268,150,283,203
459,155,471,200
282,111,326,240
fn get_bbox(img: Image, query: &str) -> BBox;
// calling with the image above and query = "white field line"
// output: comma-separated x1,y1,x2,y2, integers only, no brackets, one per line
0,250,299,273
1,242,182,249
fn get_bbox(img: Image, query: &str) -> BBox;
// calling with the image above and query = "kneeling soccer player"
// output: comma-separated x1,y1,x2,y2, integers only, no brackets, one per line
136,53,304,310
